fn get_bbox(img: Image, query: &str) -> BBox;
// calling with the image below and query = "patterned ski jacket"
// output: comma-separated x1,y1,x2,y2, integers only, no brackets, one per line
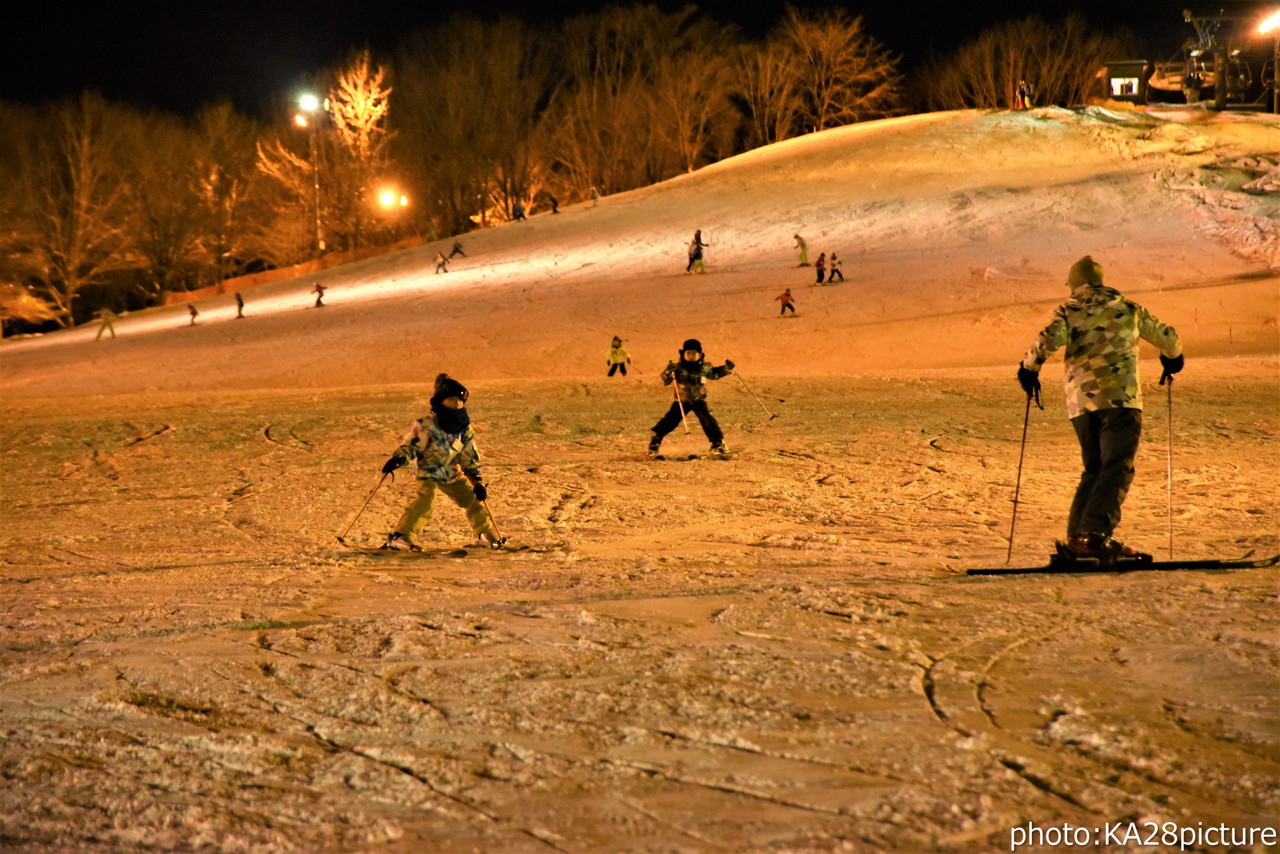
606,345,631,365
661,360,731,403
1022,283,1181,419
389,416,482,484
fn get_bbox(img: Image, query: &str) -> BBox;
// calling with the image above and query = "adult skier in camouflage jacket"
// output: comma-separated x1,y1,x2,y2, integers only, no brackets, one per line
380,374,502,550
1018,256,1183,560
649,338,734,456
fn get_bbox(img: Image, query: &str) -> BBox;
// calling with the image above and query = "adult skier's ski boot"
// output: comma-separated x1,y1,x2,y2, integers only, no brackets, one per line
381,532,421,551
1056,532,1150,563
478,532,505,550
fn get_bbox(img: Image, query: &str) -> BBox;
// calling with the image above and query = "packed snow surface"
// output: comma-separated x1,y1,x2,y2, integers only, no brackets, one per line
2,107,1278,852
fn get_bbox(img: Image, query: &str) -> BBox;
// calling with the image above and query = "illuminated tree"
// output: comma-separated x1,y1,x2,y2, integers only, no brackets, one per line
651,21,741,173
190,102,267,284
396,17,551,232
128,112,203,299
775,7,902,132
327,49,394,247
737,41,802,148
4,94,138,327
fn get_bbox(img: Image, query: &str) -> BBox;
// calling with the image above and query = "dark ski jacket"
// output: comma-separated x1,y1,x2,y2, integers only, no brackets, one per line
661,360,731,403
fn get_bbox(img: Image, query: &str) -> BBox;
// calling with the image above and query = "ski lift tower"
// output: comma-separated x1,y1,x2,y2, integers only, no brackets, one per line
1183,7,1251,109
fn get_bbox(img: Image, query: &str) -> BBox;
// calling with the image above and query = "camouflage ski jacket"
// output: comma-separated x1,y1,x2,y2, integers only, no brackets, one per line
661,360,731,403
1022,283,1181,419
390,417,481,483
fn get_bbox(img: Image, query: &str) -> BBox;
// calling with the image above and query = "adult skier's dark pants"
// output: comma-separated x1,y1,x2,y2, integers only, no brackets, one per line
653,400,723,444
1068,408,1142,538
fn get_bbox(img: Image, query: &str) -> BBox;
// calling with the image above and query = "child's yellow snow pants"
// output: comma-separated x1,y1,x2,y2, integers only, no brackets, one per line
395,476,496,544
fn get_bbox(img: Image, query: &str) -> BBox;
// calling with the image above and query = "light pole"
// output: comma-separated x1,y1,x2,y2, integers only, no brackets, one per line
295,94,325,255
1261,10,1280,113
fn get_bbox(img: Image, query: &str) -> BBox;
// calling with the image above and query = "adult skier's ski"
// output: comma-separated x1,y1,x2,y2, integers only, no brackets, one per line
344,546,470,558
967,553,1278,576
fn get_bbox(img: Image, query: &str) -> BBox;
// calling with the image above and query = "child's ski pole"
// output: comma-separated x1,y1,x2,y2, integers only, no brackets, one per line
734,373,778,420
674,384,691,434
337,472,389,544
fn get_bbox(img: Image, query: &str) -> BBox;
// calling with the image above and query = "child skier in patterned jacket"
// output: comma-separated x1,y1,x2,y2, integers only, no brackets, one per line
380,374,503,550
649,338,734,457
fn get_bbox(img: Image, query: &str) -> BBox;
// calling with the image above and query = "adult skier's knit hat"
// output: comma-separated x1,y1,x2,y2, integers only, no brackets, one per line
682,338,703,353
433,373,468,402
1067,255,1104,287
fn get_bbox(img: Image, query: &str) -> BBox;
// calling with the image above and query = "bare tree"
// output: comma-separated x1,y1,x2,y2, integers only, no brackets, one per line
6,94,139,327
396,17,552,232
651,20,742,173
190,102,267,285
924,15,1126,111
737,41,802,148
776,7,902,132
546,5,707,197
128,112,203,300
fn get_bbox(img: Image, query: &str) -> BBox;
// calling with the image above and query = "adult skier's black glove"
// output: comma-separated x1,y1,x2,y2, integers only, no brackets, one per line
472,481,488,502
724,359,735,371
1017,365,1041,398
1159,354,1184,386
382,454,405,475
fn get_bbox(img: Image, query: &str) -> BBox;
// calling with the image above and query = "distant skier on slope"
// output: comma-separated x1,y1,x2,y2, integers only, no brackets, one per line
1017,255,1183,562
686,229,708,273
379,374,504,551
606,336,633,377
648,338,734,458
311,283,326,307
828,252,844,283
793,234,810,266
776,288,796,316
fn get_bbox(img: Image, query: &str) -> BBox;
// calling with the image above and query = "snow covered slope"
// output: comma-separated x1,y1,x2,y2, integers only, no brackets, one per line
3,107,1277,396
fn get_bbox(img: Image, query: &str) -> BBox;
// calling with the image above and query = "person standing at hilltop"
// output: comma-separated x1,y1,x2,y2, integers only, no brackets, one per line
1017,255,1183,562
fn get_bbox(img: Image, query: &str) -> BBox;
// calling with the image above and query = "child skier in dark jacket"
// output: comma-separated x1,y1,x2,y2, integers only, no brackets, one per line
649,338,734,457
380,374,503,550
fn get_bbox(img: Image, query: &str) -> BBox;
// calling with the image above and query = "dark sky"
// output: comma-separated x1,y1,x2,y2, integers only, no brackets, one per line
1,0,1248,117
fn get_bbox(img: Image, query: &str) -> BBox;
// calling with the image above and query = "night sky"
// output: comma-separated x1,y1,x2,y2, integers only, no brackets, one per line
1,0,1252,117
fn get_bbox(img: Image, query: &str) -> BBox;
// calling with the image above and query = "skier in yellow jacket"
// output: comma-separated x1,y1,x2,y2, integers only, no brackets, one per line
606,336,632,377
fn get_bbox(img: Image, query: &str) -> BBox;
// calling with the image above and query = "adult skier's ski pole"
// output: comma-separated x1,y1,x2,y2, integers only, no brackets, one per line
1161,371,1175,559
337,472,389,544
1006,394,1035,564
735,373,778,420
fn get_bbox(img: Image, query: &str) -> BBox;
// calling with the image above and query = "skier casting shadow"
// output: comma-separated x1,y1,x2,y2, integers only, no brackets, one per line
648,338,734,457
